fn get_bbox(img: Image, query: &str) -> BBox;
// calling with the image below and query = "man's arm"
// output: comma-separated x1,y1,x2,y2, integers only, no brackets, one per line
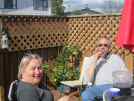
87,61,96,82
80,48,103,83
87,50,103,82
79,56,96,82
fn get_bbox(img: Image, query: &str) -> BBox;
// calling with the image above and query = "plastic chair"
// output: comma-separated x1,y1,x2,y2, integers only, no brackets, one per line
103,88,120,101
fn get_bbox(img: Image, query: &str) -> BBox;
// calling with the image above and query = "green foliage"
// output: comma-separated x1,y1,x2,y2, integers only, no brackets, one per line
52,0,64,16
42,64,49,72
51,45,81,87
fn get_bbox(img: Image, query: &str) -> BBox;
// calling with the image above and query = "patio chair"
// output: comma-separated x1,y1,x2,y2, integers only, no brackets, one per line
8,80,19,101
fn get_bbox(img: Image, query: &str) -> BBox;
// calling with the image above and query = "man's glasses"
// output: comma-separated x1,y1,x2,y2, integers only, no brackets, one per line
98,44,109,47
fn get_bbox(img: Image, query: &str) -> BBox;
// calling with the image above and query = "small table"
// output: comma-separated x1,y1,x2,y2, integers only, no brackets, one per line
60,80,89,94
61,80,88,88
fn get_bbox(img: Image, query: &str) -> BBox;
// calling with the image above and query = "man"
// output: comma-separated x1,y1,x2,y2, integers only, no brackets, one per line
81,37,128,101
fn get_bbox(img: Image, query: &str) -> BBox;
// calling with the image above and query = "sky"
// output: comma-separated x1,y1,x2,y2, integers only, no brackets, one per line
63,0,124,12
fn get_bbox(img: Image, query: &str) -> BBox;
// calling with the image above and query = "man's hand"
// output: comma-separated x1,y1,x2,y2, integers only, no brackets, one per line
93,48,104,60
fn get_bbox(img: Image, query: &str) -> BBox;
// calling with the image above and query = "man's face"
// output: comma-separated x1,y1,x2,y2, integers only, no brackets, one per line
96,38,110,57
22,59,43,85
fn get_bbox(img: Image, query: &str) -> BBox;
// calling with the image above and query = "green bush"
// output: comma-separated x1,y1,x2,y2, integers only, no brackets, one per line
50,45,81,87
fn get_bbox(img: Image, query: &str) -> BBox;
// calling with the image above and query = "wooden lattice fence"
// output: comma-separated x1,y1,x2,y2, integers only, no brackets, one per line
0,16,68,51
0,15,134,101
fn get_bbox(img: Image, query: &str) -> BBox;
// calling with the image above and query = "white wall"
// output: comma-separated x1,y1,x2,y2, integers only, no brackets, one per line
0,0,4,8
0,0,52,16
17,0,33,9
48,0,52,15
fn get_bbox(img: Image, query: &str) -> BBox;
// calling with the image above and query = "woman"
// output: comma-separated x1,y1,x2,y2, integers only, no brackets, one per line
13,54,53,101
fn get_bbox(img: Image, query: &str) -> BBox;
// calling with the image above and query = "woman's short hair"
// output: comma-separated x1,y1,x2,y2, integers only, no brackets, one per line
18,53,43,79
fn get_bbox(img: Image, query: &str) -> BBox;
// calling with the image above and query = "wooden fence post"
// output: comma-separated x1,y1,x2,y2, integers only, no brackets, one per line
0,86,4,101
124,54,134,73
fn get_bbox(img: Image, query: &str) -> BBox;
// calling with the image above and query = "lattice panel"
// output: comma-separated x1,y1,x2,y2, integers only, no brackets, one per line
2,16,68,51
0,15,134,57
67,15,122,55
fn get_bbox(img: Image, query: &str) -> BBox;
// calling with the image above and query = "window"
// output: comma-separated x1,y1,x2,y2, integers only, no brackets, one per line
33,0,48,10
4,0,17,9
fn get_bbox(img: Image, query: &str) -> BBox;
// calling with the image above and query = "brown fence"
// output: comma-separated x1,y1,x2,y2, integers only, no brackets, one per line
0,15,134,101
0,16,68,51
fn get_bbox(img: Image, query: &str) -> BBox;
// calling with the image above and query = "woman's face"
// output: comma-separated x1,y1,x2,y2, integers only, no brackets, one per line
22,59,43,85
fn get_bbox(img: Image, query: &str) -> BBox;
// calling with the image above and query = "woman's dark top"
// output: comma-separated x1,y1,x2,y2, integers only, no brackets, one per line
17,81,54,101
